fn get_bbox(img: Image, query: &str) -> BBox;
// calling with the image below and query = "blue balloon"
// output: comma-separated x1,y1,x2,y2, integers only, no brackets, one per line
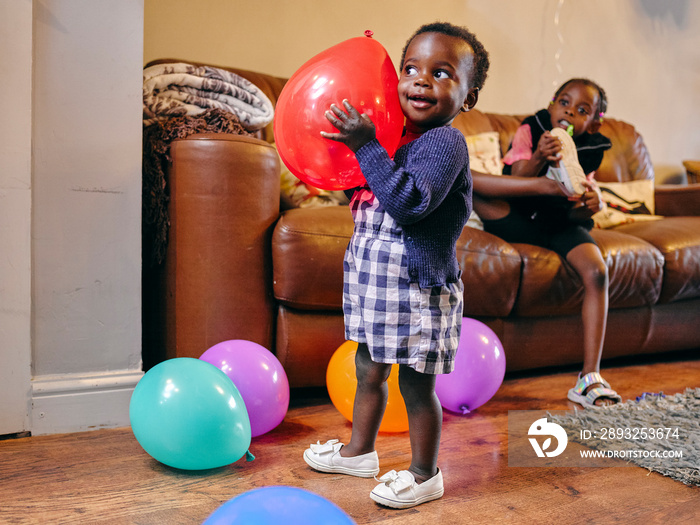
130,358,251,470
203,486,355,525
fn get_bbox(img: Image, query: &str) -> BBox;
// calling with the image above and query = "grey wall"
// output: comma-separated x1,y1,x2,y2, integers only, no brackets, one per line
32,0,143,377
1,0,143,435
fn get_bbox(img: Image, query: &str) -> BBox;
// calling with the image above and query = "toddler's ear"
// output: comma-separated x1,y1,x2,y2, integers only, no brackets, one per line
462,87,479,112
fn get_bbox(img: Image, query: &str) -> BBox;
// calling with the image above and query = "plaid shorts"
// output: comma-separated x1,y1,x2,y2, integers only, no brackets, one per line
343,189,463,375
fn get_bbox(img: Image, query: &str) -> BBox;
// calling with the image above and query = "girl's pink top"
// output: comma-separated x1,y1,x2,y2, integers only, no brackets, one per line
502,124,533,166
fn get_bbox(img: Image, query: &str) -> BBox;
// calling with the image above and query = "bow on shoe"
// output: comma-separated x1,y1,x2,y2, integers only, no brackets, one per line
309,439,339,454
374,470,413,495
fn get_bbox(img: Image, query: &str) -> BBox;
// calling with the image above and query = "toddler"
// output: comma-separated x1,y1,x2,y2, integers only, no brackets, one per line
303,21,490,508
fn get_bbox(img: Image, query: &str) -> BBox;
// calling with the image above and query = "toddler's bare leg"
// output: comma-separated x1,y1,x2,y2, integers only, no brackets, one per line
340,343,391,457
398,365,441,483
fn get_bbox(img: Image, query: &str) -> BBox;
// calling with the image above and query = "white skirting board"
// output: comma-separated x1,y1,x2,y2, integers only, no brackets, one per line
31,369,144,435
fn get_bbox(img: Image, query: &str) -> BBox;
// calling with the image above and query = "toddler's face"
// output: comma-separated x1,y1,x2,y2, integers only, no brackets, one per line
398,32,476,134
548,82,600,137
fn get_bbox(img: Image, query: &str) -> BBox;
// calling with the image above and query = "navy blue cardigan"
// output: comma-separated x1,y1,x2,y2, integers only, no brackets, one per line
352,126,471,287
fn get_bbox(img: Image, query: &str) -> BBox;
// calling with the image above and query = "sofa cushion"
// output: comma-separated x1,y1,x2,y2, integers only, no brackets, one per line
452,109,523,157
457,228,521,317
614,217,700,304
465,131,503,175
273,206,522,317
464,131,503,230
452,109,654,185
272,207,352,310
513,229,664,316
595,118,654,183
275,306,346,388
594,229,665,307
593,179,663,229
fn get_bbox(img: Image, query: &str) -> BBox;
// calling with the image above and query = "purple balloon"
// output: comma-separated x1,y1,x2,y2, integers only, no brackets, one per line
200,340,290,437
435,318,506,414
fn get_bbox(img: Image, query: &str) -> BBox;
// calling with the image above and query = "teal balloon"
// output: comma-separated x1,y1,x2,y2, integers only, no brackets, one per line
130,358,251,470
203,486,355,524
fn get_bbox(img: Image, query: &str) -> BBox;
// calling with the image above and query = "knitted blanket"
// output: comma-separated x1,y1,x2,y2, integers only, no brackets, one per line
142,109,252,266
143,62,274,131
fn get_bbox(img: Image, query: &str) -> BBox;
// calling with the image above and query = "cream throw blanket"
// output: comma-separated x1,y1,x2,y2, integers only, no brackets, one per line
143,62,274,131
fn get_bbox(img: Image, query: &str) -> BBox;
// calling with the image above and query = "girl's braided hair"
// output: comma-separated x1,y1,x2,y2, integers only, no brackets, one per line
554,78,608,119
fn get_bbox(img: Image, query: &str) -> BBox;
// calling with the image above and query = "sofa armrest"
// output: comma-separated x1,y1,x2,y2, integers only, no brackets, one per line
683,160,699,184
654,183,700,216
164,132,281,357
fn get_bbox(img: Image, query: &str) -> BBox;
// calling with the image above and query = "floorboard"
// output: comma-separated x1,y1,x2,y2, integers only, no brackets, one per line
1,354,698,524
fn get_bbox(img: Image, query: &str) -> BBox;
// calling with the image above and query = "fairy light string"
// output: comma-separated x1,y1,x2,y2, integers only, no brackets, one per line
553,0,565,90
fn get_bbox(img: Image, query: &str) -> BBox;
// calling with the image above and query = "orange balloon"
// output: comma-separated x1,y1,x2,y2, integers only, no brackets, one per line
326,341,409,433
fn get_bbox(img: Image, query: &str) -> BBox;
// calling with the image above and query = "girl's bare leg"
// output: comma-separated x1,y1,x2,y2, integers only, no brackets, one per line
566,243,615,406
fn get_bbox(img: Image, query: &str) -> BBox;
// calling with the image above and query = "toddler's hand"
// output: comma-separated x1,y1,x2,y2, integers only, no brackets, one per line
536,131,563,164
321,99,376,153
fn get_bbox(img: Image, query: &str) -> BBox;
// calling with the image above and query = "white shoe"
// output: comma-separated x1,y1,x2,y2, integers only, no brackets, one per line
303,439,379,477
550,127,587,196
370,469,444,509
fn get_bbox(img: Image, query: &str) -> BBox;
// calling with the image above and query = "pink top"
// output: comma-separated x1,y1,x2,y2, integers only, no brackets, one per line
502,124,533,166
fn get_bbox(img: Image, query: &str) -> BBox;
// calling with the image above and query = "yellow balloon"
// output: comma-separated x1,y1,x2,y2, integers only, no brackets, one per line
326,341,409,433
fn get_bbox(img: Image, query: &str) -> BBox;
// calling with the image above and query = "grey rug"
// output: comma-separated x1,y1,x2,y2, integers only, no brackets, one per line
550,388,700,486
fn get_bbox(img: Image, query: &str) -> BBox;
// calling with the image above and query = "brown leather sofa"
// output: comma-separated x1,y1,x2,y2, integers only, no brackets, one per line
143,61,700,388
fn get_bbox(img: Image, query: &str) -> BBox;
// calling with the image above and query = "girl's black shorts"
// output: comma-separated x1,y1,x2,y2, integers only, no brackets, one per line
482,209,596,258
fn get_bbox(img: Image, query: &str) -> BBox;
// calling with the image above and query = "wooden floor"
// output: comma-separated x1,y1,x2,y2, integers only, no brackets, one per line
2,353,699,524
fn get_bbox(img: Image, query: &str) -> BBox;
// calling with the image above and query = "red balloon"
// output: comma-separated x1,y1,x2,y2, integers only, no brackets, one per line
274,33,404,190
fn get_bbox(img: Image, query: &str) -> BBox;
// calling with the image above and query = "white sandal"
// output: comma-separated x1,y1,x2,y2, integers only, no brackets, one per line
567,372,621,408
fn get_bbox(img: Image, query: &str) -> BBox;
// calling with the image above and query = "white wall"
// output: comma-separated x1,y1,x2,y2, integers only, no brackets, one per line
0,0,144,435
144,0,700,177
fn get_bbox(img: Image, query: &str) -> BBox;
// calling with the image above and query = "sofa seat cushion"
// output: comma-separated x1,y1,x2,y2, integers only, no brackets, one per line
613,217,700,304
273,207,522,316
513,229,664,317
275,306,346,388
458,227,521,317
272,207,352,310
